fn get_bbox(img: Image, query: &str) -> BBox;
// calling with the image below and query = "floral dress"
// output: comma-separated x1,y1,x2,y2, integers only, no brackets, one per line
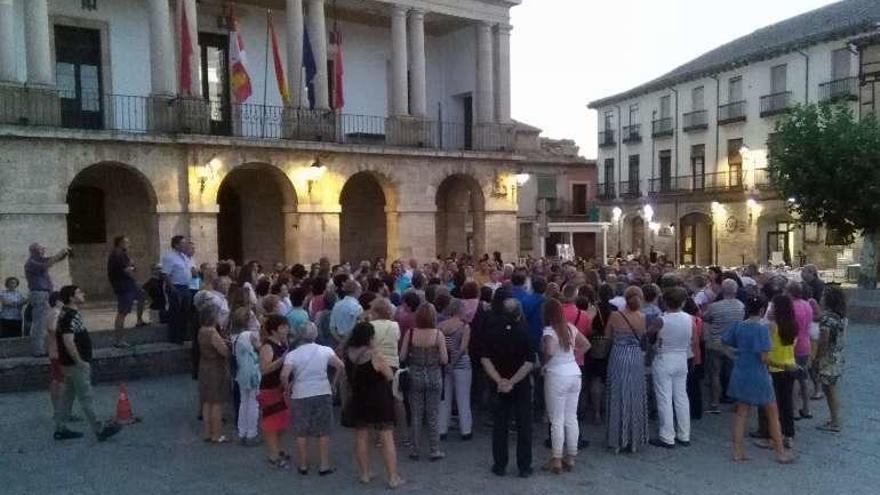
817,312,846,386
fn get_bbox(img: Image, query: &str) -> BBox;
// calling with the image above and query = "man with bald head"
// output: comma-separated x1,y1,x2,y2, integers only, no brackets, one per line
25,243,71,356
702,279,745,414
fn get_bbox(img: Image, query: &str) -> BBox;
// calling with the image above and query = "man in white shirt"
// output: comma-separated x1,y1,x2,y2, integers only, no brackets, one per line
161,235,194,344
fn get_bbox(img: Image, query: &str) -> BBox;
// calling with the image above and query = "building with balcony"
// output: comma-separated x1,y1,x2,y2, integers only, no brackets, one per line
0,0,597,298
515,137,603,261
588,0,880,269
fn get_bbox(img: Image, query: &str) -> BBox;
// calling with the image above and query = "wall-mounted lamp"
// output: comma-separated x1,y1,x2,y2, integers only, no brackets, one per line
514,172,531,187
643,204,654,223
648,221,661,234
197,157,221,193
611,206,622,223
305,158,327,195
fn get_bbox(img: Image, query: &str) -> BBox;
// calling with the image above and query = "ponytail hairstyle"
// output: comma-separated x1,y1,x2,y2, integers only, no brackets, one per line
772,295,798,346
542,298,572,351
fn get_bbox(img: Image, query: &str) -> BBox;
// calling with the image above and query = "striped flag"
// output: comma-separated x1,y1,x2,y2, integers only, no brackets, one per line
330,27,345,109
268,12,290,106
229,14,252,103
179,5,195,96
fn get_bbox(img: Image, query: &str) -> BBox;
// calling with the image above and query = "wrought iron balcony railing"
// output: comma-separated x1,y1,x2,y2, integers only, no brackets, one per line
819,76,858,102
718,100,747,124
682,109,708,131
760,91,792,117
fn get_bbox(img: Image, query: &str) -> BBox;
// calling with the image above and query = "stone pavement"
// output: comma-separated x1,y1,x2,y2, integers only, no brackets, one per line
1,324,878,495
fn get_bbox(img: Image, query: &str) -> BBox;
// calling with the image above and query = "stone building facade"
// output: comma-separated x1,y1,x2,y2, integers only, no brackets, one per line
0,0,563,299
589,0,880,270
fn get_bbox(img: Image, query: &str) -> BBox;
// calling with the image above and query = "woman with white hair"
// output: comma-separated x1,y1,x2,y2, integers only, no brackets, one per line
281,321,345,475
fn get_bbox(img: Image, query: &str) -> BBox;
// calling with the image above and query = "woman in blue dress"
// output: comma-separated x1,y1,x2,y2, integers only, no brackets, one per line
723,295,792,464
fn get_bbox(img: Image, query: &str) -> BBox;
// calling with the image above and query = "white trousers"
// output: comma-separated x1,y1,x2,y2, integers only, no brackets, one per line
238,388,259,439
545,373,581,457
438,367,473,435
652,352,691,444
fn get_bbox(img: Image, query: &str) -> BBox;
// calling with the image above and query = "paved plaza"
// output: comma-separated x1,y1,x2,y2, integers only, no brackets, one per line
1,323,878,495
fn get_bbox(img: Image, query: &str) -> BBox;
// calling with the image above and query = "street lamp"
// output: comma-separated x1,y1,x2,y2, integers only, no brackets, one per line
305,158,327,195
643,204,654,223
514,172,530,186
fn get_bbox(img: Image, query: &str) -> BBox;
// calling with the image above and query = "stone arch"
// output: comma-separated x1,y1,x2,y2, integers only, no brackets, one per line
216,163,298,265
66,162,159,299
679,212,713,266
339,171,398,264
435,174,486,258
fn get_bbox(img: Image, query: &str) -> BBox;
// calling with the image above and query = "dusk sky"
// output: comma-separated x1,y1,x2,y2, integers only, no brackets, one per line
509,0,839,159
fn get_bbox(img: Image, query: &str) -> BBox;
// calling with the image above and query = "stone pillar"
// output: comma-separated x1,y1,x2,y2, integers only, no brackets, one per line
494,24,512,124
408,9,427,118
286,0,304,108
385,208,400,262
0,0,17,83
475,21,495,124
306,0,329,111
297,204,340,263
390,5,409,117
24,0,53,86
396,209,436,261
148,0,176,97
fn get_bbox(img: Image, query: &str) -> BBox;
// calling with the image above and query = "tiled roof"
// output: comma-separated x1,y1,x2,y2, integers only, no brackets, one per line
588,0,880,108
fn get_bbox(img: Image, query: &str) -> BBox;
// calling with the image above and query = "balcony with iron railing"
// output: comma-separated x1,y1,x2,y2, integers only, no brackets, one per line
760,91,792,117
652,117,674,138
597,182,616,200
598,129,616,147
621,124,641,143
718,100,747,125
753,168,775,189
0,89,515,152
819,76,859,102
619,180,642,198
682,109,708,132
648,175,693,196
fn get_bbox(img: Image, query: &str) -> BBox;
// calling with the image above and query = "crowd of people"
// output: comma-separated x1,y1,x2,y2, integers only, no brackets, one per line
1,235,850,487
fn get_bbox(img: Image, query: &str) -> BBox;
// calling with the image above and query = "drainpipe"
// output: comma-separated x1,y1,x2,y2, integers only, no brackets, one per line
709,75,720,265
613,104,622,198
651,110,657,192
796,50,810,103
670,87,680,177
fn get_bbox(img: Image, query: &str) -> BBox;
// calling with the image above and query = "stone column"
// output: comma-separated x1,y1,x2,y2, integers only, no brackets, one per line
390,5,409,117
494,24,512,124
475,21,495,124
408,9,427,118
0,0,16,83
24,0,53,86
306,0,329,110
286,0,304,108
148,0,176,97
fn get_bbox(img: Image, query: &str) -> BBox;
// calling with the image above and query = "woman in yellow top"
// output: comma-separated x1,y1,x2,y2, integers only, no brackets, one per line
759,295,800,450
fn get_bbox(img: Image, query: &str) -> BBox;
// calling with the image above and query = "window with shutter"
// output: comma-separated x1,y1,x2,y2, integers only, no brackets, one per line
537,175,557,199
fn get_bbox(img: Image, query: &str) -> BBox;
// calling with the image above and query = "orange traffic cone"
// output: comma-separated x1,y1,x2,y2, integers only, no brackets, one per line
115,383,139,425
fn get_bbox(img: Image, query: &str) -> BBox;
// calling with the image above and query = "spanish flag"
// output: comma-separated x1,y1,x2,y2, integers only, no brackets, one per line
229,14,252,104
269,12,290,106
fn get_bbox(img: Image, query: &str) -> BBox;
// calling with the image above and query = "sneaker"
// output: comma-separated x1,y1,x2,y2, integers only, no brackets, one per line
96,423,121,442
429,451,446,461
54,429,84,441
675,439,691,447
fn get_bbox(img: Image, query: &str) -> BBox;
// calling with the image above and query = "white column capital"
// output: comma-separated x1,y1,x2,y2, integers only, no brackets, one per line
409,8,426,19
391,3,408,17
495,23,513,35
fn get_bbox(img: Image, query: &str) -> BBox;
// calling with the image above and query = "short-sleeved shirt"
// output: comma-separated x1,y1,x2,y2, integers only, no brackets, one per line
371,319,401,368
792,298,814,357
57,306,93,366
160,249,192,286
284,343,336,399
107,248,135,294
0,290,25,320
476,311,536,379
329,296,363,340
704,298,745,349
723,319,774,406
24,256,53,292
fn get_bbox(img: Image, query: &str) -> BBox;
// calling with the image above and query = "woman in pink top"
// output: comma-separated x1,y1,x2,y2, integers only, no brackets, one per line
787,282,814,419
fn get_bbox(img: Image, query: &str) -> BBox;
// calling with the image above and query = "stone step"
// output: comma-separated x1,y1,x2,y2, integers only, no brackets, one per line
0,323,169,359
0,341,192,393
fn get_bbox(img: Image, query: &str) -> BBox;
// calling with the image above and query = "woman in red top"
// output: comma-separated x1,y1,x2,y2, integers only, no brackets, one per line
562,284,593,435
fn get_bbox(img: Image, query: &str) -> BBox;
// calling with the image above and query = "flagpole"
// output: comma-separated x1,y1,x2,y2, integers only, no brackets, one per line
261,9,271,138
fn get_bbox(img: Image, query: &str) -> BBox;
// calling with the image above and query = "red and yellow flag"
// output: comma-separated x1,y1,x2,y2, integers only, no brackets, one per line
269,12,290,106
229,14,253,104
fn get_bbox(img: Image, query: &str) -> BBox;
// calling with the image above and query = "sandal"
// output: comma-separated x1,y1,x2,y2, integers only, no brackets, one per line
318,467,336,476
212,436,230,444
816,423,841,433
388,477,406,489
268,457,290,470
